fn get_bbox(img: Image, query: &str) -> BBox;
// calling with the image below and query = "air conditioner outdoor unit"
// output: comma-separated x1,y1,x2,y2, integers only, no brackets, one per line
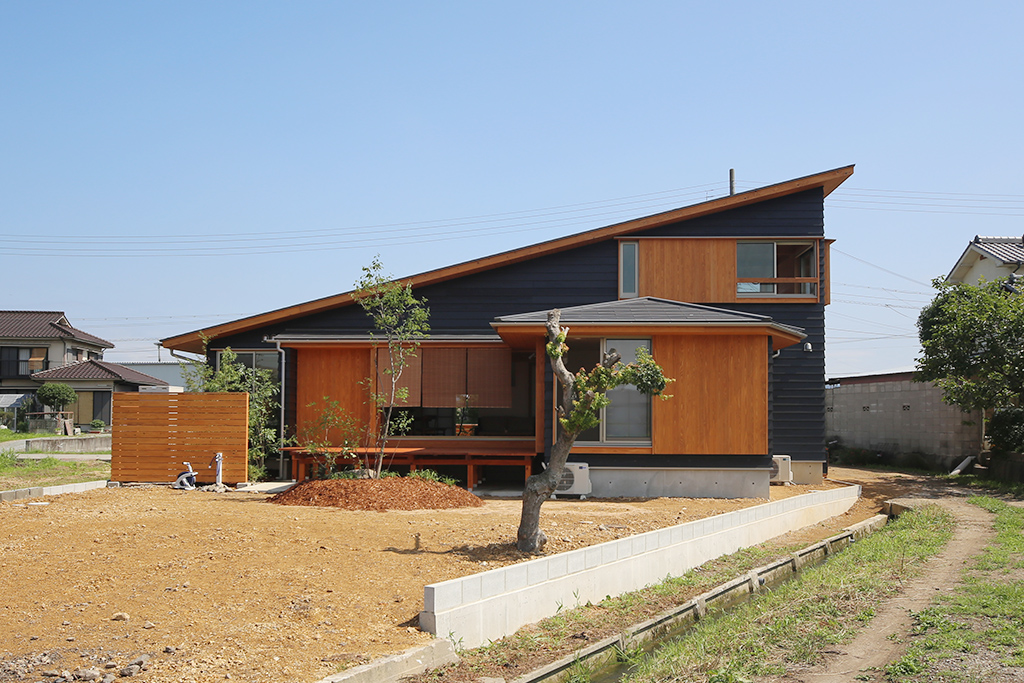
554,462,592,498
770,455,793,484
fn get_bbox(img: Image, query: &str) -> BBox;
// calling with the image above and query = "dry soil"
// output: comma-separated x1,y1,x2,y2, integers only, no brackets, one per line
0,468,918,683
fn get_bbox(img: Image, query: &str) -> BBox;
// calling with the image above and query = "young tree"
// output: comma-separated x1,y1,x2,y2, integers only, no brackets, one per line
517,310,672,553
353,256,430,477
179,345,281,481
917,276,1024,452
36,382,78,413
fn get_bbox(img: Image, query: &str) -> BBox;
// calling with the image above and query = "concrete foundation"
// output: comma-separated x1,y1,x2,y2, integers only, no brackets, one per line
588,466,769,499
420,485,860,649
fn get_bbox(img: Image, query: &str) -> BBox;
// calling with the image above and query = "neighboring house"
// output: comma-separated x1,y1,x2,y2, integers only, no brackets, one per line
826,371,982,470
0,311,167,427
116,361,188,387
0,311,113,393
162,166,854,495
31,360,168,425
947,235,1024,285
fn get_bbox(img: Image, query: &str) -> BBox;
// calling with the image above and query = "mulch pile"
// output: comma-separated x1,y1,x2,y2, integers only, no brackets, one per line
268,477,485,511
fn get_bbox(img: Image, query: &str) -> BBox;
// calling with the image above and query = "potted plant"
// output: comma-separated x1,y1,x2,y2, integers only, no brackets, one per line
455,394,478,436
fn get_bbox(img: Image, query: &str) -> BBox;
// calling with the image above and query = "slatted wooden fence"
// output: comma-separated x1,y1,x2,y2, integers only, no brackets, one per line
112,393,248,484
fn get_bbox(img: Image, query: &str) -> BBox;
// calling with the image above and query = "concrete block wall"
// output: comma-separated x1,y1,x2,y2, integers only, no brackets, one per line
826,377,982,467
420,485,859,648
0,479,108,502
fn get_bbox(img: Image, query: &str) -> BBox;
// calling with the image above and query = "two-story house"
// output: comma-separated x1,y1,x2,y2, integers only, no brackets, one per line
162,166,853,495
0,311,166,426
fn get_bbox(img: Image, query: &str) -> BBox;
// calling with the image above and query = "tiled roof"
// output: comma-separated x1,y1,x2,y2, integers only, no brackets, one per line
31,360,167,385
0,311,113,348
495,297,780,326
973,236,1024,265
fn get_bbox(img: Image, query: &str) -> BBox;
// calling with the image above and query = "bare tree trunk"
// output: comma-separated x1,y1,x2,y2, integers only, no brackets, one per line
516,310,620,553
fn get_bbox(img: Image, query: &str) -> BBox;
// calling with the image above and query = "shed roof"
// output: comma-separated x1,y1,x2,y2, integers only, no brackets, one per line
0,311,113,348
162,165,854,353
31,360,168,385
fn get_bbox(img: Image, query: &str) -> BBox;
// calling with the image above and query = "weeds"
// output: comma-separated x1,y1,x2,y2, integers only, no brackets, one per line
408,469,459,486
623,506,954,683
885,497,1024,681
0,454,110,488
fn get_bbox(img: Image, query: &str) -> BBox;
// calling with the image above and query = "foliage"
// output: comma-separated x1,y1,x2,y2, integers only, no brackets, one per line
298,397,364,477
90,419,105,430
987,406,1024,453
559,347,671,435
352,255,430,476
407,468,459,486
916,277,1024,412
179,344,281,481
36,383,78,412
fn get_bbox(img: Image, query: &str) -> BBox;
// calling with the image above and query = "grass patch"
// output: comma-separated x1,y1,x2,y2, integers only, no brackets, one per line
886,496,1024,682
0,449,110,489
621,505,954,683
413,534,900,683
941,473,1024,499
0,431,57,444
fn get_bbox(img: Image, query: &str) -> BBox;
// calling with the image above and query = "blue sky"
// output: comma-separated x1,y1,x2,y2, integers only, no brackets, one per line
3,2,1022,375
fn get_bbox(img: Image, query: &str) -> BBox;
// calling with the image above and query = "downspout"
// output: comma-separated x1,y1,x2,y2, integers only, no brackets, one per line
267,338,287,450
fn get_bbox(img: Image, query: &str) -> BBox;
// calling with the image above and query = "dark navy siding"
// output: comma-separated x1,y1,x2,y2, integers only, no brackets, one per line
206,187,828,465
636,189,824,239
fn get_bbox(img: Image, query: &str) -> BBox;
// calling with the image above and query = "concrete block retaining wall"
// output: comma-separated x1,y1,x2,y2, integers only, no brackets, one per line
23,435,112,452
0,480,109,502
420,485,860,648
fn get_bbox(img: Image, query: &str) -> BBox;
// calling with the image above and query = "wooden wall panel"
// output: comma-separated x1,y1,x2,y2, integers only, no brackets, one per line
652,335,768,455
112,392,249,483
295,347,374,441
637,239,737,303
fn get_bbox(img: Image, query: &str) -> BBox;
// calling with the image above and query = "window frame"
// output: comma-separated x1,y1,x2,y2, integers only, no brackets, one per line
619,241,639,299
736,240,819,298
559,337,652,446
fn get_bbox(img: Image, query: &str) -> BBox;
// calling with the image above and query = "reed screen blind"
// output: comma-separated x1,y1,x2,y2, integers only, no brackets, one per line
421,348,467,407
420,347,512,408
467,348,512,408
376,346,421,406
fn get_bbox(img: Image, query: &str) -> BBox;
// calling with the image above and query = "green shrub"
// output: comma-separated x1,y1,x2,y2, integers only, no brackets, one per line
988,407,1024,453
90,419,105,430
408,468,459,486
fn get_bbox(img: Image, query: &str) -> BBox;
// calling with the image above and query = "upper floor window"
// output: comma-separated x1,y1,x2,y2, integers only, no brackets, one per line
620,241,638,298
0,347,48,378
737,241,817,297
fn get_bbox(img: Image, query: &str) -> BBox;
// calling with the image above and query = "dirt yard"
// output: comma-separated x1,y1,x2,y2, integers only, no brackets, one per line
0,468,927,683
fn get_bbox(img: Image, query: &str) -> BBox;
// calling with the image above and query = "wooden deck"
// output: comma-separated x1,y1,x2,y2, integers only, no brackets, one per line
282,445,536,490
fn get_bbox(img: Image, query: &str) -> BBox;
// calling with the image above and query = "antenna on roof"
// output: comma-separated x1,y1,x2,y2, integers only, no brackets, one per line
729,169,735,195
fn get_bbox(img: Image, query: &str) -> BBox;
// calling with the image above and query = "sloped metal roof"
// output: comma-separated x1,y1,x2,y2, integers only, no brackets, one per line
495,297,783,326
0,311,113,348
31,360,167,385
0,394,32,409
